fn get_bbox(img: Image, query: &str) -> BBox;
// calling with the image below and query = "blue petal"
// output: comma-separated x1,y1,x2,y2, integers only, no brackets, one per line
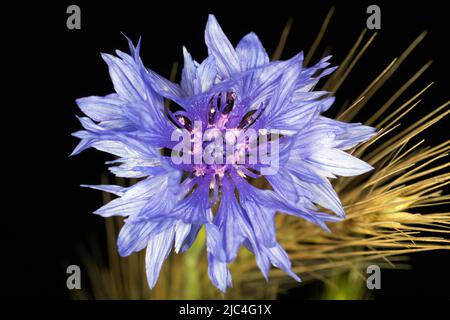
246,53,303,113
319,117,377,150
166,178,211,224
205,15,240,78
236,32,269,71
293,178,345,218
180,224,202,253
207,253,232,292
145,227,175,289
108,158,162,178
307,148,374,177
101,53,146,102
265,61,299,116
121,33,142,63
141,68,186,105
243,231,300,282
213,182,246,261
93,174,177,217
81,184,125,196
76,94,126,122
181,47,197,95
174,221,192,253
195,55,217,93
206,218,233,292
239,197,276,248
235,181,277,248
266,171,300,203
123,100,176,148
118,219,172,257
205,223,227,262
262,243,301,282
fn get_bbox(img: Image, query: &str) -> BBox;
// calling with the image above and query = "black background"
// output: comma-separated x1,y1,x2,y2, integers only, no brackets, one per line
7,0,450,299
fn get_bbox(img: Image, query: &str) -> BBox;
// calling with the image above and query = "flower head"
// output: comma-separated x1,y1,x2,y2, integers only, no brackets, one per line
72,14,376,292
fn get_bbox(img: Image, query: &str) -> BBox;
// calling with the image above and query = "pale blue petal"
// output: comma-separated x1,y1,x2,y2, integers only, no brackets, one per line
118,219,172,257
263,243,301,282
205,223,227,262
101,53,146,102
294,178,345,217
207,253,232,292
166,179,211,224
145,227,175,288
81,184,125,196
180,224,202,253
93,174,173,217
76,94,126,122
307,148,374,177
213,184,246,261
181,47,197,95
141,68,186,105
174,221,192,253
236,32,269,71
205,14,240,78
195,55,217,93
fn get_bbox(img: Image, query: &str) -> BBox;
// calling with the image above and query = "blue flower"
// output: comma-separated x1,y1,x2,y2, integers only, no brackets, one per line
72,15,376,292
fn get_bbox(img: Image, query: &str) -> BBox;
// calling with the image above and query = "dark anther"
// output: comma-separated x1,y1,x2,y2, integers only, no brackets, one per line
177,115,192,131
238,110,258,129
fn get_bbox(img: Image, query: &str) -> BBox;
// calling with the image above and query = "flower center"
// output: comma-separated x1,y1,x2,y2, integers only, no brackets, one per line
169,91,279,180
